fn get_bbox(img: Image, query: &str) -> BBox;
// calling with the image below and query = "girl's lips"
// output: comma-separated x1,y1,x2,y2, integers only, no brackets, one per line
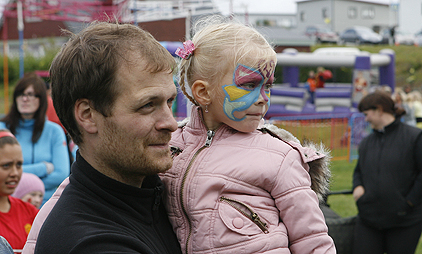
246,113,263,118
5,181,18,189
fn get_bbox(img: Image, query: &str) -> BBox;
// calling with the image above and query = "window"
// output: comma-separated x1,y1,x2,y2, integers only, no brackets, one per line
348,7,357,19
362,7,375,19
300,11,305,22
322,8,328,18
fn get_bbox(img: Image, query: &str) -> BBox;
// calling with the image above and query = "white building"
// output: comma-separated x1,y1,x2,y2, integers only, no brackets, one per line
398,0,422,33
233,13,297,28
296,0,398,33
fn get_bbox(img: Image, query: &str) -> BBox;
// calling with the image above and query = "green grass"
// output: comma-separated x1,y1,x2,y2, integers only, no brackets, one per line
328,160,422,253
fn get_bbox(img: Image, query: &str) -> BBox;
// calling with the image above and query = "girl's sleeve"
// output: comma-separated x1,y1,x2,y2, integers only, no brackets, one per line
272,149,336,254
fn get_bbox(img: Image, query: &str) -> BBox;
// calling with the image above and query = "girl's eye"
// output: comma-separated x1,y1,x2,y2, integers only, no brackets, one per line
240,83,256,90
1,163,11,169
264,83,273,91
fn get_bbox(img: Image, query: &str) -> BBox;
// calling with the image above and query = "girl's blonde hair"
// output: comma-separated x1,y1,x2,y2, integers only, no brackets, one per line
179,15,277,105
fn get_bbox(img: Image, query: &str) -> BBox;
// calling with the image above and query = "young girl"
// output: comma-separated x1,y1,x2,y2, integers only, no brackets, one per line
0,129,38,252
160,16,335,253
12,172,45,209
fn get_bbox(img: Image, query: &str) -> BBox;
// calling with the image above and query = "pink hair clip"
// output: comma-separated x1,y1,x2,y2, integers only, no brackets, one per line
175,40,195,60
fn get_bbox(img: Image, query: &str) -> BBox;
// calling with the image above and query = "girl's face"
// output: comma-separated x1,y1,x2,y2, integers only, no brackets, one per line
21,191,44,209
205,59,275,132
16,85,40,120
363,108,383,130
0,144,23,197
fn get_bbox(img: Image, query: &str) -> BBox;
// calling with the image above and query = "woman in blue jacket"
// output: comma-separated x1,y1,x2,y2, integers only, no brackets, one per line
0,72,70,205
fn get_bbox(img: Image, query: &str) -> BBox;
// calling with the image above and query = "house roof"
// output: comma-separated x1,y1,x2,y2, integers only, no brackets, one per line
297,0,388,6
255,26,315,46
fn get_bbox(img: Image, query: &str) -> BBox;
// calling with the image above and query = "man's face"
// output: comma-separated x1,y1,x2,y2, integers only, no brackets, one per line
95,59,178,186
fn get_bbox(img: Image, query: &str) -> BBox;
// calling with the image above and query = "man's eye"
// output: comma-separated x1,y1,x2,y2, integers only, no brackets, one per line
141,102,153,109
167,97,175,107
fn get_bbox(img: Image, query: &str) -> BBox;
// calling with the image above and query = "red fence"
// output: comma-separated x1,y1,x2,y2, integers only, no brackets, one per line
268,113,370,161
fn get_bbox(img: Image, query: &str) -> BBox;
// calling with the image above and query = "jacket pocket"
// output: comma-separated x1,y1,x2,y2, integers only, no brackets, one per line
218,196,269,235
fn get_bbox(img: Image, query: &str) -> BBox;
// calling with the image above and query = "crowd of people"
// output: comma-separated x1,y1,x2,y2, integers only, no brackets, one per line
1,14,422,254
0,72,69,252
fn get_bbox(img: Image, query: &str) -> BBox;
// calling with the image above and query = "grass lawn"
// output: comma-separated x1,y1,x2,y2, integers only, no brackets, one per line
329,160,422,253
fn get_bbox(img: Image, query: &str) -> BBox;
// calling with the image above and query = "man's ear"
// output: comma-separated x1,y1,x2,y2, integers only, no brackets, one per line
191,80,211,106
74,99,98,134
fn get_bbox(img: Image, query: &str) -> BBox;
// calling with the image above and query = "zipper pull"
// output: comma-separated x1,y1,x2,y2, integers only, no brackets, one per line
204,130,215,147
252,213,269,234
153,186,161,212
170,146,182,158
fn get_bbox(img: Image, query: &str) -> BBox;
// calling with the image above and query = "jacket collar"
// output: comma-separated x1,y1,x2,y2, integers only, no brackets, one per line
374,118,401,134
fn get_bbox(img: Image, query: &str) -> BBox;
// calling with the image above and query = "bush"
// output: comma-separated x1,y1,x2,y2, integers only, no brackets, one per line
0,37,62,86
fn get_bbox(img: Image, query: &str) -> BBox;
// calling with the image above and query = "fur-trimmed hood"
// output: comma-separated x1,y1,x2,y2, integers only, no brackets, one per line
260,123,332,203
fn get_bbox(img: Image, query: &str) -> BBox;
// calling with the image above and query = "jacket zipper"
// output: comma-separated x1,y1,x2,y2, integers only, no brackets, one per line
219,196,269,234
152,186,172,254
180,130,215,254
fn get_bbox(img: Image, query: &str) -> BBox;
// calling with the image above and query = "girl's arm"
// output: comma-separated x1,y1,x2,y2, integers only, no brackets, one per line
273,149,335,254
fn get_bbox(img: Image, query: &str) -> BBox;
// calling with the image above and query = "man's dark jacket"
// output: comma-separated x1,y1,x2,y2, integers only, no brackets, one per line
353,118,422,229
35,152,182,254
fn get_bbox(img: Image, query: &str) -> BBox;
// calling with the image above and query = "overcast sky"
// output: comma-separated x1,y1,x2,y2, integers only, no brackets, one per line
213,0,400,15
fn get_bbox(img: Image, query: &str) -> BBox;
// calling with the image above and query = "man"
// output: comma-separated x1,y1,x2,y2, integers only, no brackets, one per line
33,21,182,253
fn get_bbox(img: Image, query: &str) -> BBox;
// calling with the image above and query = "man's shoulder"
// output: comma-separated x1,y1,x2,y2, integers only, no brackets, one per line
35,185,102,252
395,122,422,140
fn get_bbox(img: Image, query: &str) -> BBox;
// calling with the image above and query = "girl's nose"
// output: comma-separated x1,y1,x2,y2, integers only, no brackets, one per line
257,86,269,103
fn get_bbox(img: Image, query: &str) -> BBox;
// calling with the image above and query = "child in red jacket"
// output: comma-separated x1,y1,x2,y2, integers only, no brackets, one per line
0,129,38,252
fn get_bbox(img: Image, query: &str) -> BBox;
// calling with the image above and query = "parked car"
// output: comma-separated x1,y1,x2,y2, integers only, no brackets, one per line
415,29,422,46
305,25,339,44
379,27,393,44
394,29,416,45
338,26,382,45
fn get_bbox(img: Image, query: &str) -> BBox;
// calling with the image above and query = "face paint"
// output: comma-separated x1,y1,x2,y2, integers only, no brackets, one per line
222,62,275,121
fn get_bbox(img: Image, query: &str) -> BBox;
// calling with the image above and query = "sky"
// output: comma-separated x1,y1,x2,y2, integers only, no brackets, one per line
212,0,400,15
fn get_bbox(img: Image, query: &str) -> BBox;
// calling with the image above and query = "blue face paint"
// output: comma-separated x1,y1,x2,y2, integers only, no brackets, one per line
222,63,273,121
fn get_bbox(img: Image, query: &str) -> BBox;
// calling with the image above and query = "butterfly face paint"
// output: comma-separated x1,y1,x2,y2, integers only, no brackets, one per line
222,62,275,121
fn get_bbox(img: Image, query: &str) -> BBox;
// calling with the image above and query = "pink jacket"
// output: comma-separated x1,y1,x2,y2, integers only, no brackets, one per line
161,107,335,254
22,177,69,254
